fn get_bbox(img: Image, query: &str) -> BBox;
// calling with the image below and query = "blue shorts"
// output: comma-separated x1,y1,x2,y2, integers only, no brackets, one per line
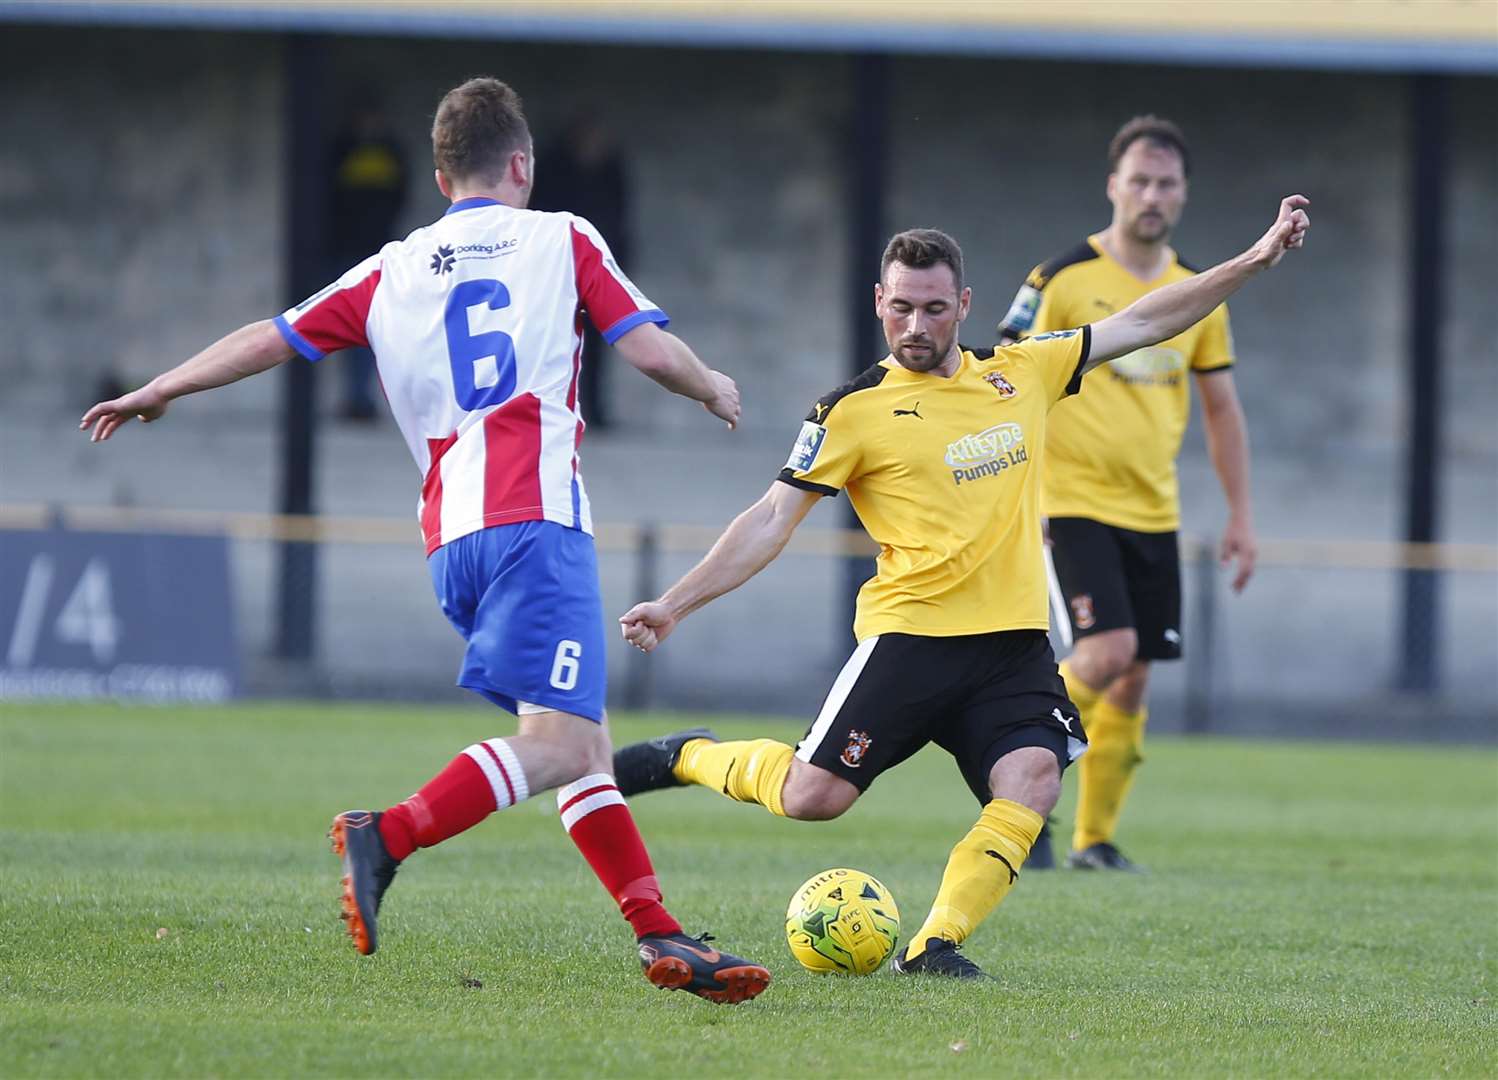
427,521,607,723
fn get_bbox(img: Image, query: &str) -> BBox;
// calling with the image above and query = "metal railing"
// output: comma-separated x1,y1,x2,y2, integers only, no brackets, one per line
5,502,1493,568
3,503,1494,731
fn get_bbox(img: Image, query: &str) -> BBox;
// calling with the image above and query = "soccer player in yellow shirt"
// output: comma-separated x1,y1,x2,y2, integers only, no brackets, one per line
998,117,1255,872
614,196,1307,978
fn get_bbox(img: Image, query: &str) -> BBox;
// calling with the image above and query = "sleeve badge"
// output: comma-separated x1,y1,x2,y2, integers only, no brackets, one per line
785,421,828,473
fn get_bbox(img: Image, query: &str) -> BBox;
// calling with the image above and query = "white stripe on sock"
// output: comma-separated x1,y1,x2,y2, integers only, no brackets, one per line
555,772,614,805
483,738,530,804
559,788,626,832
461,741,520,809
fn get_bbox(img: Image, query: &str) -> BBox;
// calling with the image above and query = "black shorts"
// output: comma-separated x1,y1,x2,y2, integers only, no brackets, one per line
1048,517,1182,661
796,630,1086,805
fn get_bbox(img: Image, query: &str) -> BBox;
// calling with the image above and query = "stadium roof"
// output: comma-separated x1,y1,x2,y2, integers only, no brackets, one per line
4,0,1496,73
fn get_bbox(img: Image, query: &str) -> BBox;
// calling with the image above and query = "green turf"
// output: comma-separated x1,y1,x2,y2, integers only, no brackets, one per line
1,703,1494,1078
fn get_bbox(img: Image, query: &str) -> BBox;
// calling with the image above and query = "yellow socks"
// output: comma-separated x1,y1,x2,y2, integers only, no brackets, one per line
673,738,793,817
905,799,1043,960
1072,700,1147,851
1058,660,1147,850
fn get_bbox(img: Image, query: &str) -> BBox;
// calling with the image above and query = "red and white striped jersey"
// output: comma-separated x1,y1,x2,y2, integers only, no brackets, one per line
274,196,667,552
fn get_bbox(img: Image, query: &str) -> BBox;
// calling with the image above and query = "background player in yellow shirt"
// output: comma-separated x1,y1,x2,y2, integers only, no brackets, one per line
998,116,1256,872
614,198,1306,979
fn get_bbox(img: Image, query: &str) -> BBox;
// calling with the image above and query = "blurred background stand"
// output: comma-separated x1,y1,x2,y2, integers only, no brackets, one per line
532,112,631,431
326,86,408,423
0,1,1492,734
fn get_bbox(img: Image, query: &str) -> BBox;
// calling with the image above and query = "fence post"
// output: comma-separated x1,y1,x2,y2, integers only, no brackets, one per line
624,524,659,713
1184,537,1217,734
1397,74,1448,694
841,53,888,638
274,34,328,664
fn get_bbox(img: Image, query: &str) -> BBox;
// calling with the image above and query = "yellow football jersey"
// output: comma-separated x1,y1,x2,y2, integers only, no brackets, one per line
778,332,1089,641
998,237,1234,532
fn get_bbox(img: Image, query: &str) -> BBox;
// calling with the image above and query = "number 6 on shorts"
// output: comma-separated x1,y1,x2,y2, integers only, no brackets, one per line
550,639,582,691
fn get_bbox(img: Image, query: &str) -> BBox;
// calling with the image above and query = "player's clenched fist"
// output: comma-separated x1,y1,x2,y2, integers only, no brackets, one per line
620,601,677,653
1249,194,1310,269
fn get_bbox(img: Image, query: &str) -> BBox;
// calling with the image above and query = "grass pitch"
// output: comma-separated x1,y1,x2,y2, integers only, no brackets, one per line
2,703,1494,1078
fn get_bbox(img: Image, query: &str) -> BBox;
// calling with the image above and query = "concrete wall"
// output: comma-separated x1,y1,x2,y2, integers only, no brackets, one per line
313,36,854,437
0,28,283,414
4,30,1493,509
1,25,1493,732
888,60,1498,543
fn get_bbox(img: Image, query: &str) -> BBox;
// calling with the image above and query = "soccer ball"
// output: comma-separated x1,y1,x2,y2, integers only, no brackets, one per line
785,867,900,975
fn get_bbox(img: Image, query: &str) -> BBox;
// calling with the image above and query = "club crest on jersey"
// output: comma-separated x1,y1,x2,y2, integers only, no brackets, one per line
1070,593,1096,630
984,371,1017,398
840,729,873,768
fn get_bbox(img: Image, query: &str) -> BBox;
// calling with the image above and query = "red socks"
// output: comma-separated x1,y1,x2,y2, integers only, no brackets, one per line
379,738,529,861
556,773,682,940
379,745,680,941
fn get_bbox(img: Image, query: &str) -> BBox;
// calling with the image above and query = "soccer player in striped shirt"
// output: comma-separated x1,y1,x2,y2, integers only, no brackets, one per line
79,77,769,1004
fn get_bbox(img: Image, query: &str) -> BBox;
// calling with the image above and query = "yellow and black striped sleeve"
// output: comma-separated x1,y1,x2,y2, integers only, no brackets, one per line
996,241,1099,343
1192,303,1236,374
1010,325,1092,403
776,364,888,496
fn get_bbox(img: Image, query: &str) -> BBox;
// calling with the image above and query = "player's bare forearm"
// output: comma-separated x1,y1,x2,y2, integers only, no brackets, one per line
1087,195,1309,368
1199,370,1258,590
80,319,292,441
618,326,711,398
620,483,819,652
614,322,740,427
155,320,293,399
660,487,807,619
1202,384,1252,523
1089,254,1256,368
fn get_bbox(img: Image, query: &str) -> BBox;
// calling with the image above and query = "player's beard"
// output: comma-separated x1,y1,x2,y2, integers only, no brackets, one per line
891,329,955,373
1128,209,1172,244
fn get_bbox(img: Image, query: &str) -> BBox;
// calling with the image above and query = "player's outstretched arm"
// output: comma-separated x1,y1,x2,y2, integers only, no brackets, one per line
613,322,740,429
1087,195,1310,371
79,319,294,442
620,481,821,653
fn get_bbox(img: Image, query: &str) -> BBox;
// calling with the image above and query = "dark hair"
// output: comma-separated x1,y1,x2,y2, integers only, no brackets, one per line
1108,115,1191,178
880,228,964,289
431,77,531,183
